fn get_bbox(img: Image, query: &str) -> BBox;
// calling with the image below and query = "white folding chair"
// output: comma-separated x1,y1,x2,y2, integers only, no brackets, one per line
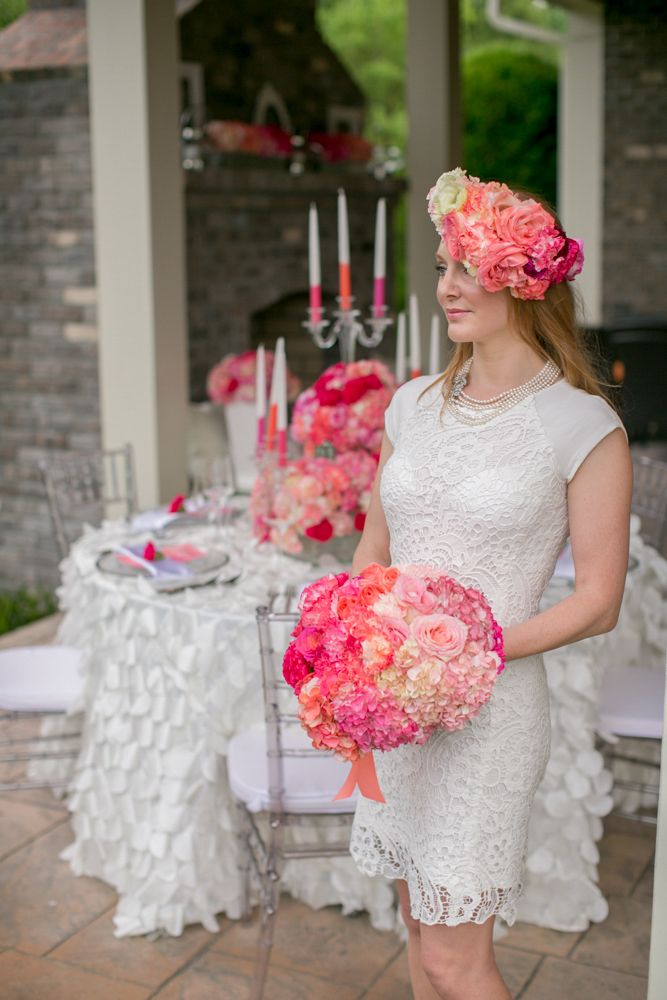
227,601,356,1000
0,645,83,791
39,443,138,559
597,661,665,824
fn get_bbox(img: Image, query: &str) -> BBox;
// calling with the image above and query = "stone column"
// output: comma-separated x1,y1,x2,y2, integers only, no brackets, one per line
559,7,604,326
406,0,461,364
87,0,188,507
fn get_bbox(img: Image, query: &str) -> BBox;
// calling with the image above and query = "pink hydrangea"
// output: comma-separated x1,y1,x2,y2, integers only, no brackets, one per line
206,349,301,405
249,451,378,555
283,563,505,764
291,360,396,454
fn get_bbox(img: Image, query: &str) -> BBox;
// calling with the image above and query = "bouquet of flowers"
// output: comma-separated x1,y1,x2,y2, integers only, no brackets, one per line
290,360,396,454
206,349,301,405
249,451,377,555
283,564,504,796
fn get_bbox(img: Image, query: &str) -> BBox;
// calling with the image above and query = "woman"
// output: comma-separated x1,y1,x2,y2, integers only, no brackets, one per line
349,169,632,1000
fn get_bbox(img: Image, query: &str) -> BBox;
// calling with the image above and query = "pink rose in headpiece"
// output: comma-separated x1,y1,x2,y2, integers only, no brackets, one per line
476,242,530,294
493,201,557,253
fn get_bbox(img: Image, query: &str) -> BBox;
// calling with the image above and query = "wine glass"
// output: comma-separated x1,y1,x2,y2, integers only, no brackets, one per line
200,454,235,537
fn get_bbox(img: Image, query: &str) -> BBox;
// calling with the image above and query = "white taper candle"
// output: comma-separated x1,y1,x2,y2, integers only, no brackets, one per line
396,311,406,384
409,293,421,377
429,315,441,376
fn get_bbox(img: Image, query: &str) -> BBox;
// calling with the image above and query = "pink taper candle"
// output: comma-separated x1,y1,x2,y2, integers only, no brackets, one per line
372,197,386,318
308,203,322,324
276,339,288,467
337,189,352,310
266,338,282,453
255,344,266,456
409,293,421,378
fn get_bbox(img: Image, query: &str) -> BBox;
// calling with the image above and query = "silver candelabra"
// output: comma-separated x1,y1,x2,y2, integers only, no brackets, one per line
303,298,393,364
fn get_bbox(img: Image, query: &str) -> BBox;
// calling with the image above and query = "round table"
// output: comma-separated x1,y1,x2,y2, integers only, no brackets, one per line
54,514,666,937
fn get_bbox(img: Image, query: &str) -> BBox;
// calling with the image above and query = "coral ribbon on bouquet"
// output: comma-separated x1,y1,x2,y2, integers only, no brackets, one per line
333,752,386,803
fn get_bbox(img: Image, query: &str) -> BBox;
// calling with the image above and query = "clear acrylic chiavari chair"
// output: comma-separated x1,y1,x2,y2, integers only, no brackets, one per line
227,597,357,1000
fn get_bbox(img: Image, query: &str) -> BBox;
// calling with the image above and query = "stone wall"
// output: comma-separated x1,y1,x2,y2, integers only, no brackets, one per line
185,164,403,397
603,0,667,322
0,68,99,590
179,0,364,132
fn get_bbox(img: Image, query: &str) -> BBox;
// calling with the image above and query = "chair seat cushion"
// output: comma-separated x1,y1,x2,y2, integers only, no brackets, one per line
0,645,83,712
227,724,358,814
598,663,665,739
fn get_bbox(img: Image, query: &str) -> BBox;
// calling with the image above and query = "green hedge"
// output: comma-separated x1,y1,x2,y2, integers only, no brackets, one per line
0,589,58,637
463,43,558,206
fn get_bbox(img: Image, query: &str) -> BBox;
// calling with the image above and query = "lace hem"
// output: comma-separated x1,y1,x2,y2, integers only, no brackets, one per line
350,825,522,928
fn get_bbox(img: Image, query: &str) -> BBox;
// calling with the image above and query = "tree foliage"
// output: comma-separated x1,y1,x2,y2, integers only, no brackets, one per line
0,0,26,32
316,0,406,149
463,43,558,205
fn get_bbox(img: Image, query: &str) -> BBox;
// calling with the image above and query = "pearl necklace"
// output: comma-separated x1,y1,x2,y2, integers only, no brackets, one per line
447,357,561,425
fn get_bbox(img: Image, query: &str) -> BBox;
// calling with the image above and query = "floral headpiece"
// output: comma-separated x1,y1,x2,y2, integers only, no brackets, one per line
427,167,584,300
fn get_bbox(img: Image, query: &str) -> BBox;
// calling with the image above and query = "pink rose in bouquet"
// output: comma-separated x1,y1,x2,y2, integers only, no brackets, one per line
249,451,378,555
283,565,505,783
290,360,395,454
206,349,301,405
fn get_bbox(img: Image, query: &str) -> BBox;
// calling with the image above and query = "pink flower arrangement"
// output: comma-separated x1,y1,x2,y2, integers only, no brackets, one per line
290,360,396,454
283,564,505,764
249,451,378,554
427,167,584,300
206,349,301,405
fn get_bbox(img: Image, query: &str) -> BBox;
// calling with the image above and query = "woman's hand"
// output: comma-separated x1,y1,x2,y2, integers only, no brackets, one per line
502,427,632,661
351,432,393,576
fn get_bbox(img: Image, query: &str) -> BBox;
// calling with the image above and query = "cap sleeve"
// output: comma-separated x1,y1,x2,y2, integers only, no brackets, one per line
535,384,628,483
384,377,435,447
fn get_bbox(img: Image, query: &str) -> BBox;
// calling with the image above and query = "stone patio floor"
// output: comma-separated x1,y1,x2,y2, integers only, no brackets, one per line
0,616,654,999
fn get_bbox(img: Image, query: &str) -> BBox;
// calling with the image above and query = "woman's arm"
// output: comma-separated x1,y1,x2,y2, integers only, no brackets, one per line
502,427,632,662
351,432,393,575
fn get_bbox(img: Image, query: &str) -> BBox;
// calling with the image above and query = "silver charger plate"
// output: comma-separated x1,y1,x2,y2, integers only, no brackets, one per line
96,548,231,592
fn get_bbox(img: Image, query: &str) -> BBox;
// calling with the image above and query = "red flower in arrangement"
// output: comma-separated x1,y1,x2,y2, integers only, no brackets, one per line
305,518,334,543
167,493,186,514
142,541,157,561
291,360,396,455
354,512,367,532
206,349,301,405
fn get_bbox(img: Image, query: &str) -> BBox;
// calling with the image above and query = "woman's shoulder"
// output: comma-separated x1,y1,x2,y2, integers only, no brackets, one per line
392,375,441,409
534,380,628,482
384,376,441,445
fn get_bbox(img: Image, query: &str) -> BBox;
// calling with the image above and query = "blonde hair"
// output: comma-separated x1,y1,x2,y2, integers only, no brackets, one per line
426,193,616,408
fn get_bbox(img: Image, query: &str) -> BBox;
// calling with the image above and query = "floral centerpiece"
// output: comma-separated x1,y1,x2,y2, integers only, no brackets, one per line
206,349,301,406
249,451,377,556
283,564,504,798
290,359,395,454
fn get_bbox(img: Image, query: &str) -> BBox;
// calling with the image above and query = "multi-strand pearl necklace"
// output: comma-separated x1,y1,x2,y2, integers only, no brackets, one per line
446,357,561,426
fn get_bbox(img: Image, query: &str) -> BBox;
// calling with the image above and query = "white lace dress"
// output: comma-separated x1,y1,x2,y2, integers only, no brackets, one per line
349,375,626,927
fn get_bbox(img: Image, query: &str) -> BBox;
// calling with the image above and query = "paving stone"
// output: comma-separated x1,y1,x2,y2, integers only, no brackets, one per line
153,948,359,1000
213,896,402,991
571,895,651,979
0,797,67,861
0,821,115,954
501,919,582,958
50,909,217,988
0,950,151,1000
598,833,655,897
520,954,647,1000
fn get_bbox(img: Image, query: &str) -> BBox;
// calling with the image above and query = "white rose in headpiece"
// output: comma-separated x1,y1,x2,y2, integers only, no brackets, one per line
427,167,468,227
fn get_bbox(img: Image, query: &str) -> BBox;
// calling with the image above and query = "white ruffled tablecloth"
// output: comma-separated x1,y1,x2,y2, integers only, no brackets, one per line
55,515,666,938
